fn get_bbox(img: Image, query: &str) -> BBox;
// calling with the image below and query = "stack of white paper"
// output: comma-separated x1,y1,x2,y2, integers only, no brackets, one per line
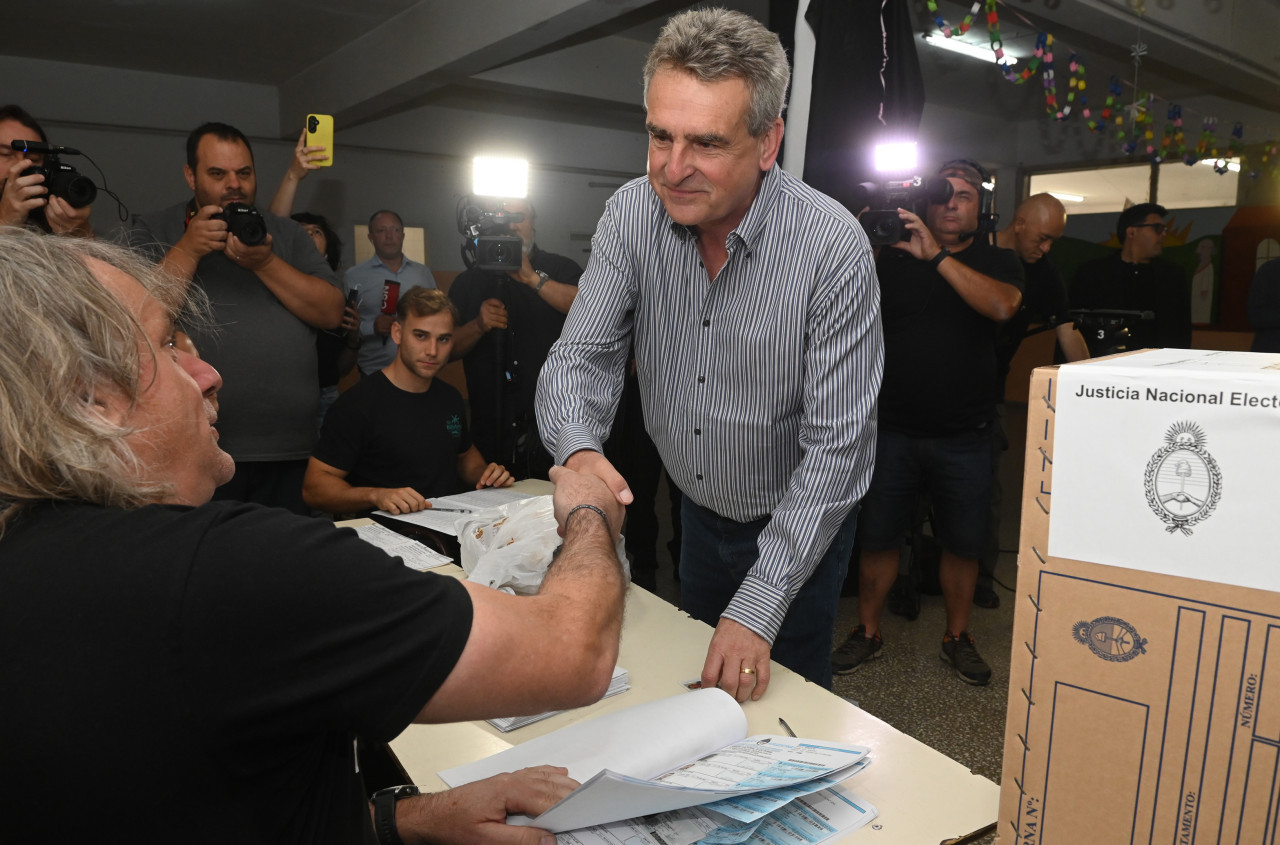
350,522,453,571
487,667,631,732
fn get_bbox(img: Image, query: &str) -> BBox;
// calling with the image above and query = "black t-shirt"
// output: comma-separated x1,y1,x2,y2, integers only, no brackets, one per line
448,246,582,466
876,241,1024,436
1070,251,1192,351
314,371,471,500
0,500,472,843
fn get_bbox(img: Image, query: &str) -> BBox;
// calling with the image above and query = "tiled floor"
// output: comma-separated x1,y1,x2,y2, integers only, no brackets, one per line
636,404,1031,843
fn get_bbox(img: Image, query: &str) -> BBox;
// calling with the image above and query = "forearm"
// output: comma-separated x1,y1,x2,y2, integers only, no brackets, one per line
302,471,378,514
938,257,1021,322
267,173,302,217
255,256,344,329
1056,322,1091,362
159,244,199,287
534,278,577,314
450,317,487,359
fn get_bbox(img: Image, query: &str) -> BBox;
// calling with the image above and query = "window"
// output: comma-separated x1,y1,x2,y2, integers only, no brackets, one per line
1028,159,1239,216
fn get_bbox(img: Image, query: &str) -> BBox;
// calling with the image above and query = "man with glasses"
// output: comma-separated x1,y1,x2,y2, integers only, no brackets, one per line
345,209,436,375
1070,202,1192,351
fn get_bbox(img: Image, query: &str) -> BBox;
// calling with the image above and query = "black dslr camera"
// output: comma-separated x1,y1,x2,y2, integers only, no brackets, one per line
214,201,268,246
457,197,524,272
851,177,953,246
11,140,98,208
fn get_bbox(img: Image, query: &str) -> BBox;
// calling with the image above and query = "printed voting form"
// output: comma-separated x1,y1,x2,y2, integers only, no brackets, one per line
440,688,874,833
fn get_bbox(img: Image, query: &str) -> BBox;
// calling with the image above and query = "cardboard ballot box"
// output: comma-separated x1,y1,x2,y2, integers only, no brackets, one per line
998,349,1280,845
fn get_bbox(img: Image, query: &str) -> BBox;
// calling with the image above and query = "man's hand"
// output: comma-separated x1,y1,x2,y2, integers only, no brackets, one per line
225,232,276,272
395,765,577,845
563,450,633,510
888,207,943,262
373,312,396,337
508,251,540,288
340,303,361,335
288,127,328,179
179,204,230,259
372,487,428,514
475,463,514,489
700,617,772,702
477,298,509,332
0,159,46,226
549,464,625,539
43,195,93,237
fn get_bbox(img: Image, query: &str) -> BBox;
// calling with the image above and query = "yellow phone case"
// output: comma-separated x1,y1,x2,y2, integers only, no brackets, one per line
305,114,334,167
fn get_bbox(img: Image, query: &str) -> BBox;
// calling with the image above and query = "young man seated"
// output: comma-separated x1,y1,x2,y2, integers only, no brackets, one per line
304,287,513,516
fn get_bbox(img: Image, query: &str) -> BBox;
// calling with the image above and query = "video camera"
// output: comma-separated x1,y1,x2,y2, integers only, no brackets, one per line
1070,308,1154,357
850,176,953,246
457,196,525,272
213,201,268,247
10,140,98,208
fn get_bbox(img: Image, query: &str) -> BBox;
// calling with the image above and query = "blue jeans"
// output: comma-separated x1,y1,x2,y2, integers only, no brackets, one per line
679,498,859,688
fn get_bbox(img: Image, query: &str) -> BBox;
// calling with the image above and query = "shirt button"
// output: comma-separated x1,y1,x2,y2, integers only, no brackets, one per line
696,473,703,481
702,319,710,327
694,428,701,435
697,375,705,383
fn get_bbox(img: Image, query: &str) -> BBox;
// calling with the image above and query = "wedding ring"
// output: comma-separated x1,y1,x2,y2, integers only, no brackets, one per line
740,667,757,675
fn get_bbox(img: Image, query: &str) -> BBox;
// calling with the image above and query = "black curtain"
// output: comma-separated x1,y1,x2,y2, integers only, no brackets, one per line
796,0,925,209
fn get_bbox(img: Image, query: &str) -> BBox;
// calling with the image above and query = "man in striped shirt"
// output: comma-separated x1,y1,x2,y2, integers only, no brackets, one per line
536,8,882,699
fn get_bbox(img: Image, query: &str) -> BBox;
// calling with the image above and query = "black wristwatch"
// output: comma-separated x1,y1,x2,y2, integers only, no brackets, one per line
929,247,951,269
372,784,420,845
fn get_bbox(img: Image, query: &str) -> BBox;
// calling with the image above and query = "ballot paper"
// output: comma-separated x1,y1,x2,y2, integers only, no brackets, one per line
558,777,878,845
487,667,631,732
350,522,453,570
440,688,872,833
374,488,534,536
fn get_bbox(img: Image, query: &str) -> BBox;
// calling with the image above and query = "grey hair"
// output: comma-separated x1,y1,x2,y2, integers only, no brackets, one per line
0,229,206,533
643,7,790,137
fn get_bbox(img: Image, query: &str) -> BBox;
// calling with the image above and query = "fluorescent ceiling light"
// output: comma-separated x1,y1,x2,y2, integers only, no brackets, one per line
874,141,918,173
922,33,1016,65
1197,157,1241,173
1049,192,1085,203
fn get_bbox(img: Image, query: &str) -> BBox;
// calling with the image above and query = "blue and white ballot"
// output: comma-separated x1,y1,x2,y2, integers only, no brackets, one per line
1050,349,1280,590
439,688,871,833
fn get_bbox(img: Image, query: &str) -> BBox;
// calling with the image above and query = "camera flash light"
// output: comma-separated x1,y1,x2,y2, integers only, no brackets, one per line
873,142,918,174
473,156,529,198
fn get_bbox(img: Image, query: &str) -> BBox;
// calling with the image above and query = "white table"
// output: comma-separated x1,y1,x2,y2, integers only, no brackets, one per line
389,581,999,843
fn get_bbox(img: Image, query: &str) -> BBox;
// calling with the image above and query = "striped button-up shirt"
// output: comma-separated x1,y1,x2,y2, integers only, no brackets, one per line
536,165,883,643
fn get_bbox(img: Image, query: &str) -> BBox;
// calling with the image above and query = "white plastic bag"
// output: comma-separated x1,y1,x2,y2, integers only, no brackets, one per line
456,495,629,594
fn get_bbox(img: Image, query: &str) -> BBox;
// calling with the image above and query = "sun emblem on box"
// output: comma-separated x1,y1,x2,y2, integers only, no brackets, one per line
1144,421,1222,535
1073,617,1147,662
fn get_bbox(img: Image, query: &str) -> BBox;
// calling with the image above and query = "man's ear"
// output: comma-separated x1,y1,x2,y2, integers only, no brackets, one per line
88,386,130,428
183,164,196,194
757,118,784,172
390,319,403,345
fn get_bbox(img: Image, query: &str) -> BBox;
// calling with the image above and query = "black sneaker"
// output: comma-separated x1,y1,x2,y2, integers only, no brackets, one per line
831,625,883,675
940,631,992,685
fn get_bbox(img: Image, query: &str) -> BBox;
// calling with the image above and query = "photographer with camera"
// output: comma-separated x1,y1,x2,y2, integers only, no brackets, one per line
449,197,581,480
128,122,344,514
0,105,94,237
832,159,1022,687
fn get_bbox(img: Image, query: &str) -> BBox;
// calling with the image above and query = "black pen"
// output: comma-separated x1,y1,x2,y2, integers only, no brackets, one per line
778,717,797,737
426,507,472,513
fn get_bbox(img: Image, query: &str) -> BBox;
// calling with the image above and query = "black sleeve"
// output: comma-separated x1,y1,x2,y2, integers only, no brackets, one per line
182,505,473,742
312,385,369,472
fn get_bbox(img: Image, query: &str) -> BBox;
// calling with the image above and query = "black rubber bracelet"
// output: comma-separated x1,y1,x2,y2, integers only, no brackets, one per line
929,247,951,269
371,785,419,845
567,503,611,533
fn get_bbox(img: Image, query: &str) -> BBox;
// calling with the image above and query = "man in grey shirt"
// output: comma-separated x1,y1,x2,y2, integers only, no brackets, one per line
537,8,882,698
129,121,343,513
